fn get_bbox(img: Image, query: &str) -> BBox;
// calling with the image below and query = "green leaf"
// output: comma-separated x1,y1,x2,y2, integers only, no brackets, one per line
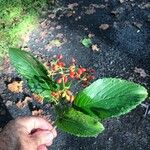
9,48,58,100
74,78,148,120
81,38,92,48
56,107,104,137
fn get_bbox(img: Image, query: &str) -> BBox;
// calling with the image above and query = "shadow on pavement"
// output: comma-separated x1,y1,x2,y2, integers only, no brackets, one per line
0,96,13,128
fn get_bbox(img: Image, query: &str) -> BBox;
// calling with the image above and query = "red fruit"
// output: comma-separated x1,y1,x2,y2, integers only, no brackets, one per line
69,71,75,78
57,54,63,59
57,61,65,67
51,92,57,97
81,68,86,72
77,68,83,75
57,78,62,83
63,76,68,83
52,65,59,71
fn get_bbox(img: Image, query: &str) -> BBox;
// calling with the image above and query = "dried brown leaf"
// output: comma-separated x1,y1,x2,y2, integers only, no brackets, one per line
16,97,32,109
8,81,23,93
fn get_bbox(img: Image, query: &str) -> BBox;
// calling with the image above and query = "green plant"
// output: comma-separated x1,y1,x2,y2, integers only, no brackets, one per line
9,48,148,137
0,0,53,57
81,37,92,48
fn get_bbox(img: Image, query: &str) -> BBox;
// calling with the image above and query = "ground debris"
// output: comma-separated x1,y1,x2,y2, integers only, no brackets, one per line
88,33,95,38
134,67,149,78
68,3,78,10
132,22,142,29
138,2,150,9
85,6,96,15
99,24,110,30
16,97,32,109
92,44,100,51
7,81,23,93
46,35,67,49
5,100,13,107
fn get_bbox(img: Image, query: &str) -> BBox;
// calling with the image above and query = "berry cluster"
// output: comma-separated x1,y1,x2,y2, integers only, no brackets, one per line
46,54,95,103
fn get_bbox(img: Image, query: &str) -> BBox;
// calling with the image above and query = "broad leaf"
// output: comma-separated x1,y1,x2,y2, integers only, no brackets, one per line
56,107,104,137
9,48,58,100
74,78,148,120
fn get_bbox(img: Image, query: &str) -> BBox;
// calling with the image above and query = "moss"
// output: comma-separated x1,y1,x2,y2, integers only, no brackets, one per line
0,0,51,57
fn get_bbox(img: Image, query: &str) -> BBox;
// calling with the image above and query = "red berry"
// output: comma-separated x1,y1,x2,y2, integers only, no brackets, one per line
81,68,86,72
63,76,68,83
57,78,62,83
51,92,57,97
69,71,75,78
77,68,83,75
57,61,65,67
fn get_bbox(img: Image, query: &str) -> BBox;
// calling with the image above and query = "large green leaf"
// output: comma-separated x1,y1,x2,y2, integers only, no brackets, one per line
56,107,104,137
9,48,58,100
74,78,148,120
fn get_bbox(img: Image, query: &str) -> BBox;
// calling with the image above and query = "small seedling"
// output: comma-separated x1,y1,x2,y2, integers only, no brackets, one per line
81,38,92,48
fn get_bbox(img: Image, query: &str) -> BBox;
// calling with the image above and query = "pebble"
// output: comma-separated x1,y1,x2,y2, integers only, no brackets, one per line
5,101,13,107
99,24,110,30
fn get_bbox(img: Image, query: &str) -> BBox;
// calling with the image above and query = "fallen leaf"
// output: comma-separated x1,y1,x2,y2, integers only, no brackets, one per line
99,24,110,30
134,67,149,78
32,93,44,104
81,38,92,48
16,97,32,109
49,38,64,47
8,81,23,93
92,44,100,51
